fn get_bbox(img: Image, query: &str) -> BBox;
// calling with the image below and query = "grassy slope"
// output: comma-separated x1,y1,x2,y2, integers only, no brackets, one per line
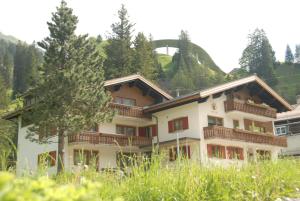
157,53,173,72
274,63,300,104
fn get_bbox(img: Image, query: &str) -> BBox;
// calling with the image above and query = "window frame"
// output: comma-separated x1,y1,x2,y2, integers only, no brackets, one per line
233,120,240,129
116,124,136,136
208,116,224,127
275,126,287,136
114,96,136,106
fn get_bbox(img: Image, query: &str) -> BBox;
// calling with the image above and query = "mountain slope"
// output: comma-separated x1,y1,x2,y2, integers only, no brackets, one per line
0,32,19,44
153,39,224,74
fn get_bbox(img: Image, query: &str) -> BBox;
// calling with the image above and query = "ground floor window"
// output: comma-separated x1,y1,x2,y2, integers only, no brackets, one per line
116,152,137,169
73,149,99,169
38,151,56,167
256,150,271,160
207,144,226,159
227,146,244,160
169,145,191,161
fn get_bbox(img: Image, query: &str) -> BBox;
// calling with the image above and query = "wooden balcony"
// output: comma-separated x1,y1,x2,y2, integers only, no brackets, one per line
110,103,151,119
224,99,277,118
203,126,287,147
68,132,152,147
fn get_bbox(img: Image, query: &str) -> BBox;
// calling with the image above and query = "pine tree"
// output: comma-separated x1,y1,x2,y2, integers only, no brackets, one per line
133,32,159,80
294,45,300,64
27,0,113,174
239,29,277,85
285,44,294,64
104,4,134,79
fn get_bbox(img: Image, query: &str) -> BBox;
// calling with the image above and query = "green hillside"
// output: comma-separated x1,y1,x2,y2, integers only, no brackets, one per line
274,63,300,104
153,39,224,74
0,32,19,44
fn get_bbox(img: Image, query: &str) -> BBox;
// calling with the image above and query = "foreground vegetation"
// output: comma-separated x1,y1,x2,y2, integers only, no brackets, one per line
0,157,300,201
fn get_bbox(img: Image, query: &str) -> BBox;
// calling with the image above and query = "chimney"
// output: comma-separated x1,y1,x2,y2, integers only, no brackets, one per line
297,95,300,104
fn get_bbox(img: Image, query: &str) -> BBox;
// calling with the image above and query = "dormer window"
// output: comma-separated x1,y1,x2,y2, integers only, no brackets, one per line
114,97,136,106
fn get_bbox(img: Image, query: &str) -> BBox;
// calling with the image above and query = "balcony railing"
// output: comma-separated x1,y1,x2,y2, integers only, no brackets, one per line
224,99,277,118
203,126,287,147
110,103,150,119
68,132,152,147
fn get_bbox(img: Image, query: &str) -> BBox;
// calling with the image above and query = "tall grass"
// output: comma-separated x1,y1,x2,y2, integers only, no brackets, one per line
0,156,300,201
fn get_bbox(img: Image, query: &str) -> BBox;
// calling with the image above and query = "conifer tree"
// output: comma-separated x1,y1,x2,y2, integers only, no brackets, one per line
285,44,294,64
295,45,300,64
239,29,277,85
27,1,113,174
133,32,159,80
104,4,134,79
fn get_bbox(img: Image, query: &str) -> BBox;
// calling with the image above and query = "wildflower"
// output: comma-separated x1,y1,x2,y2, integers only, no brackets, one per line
251,175,256,179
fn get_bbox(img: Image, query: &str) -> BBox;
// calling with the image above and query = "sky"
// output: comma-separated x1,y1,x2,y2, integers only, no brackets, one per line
0,0,300,73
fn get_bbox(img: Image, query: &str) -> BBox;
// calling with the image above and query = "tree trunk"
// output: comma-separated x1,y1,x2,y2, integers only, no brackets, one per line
57,129,64,174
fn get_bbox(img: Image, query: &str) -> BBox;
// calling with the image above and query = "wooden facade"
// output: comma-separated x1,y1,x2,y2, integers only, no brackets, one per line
203,126,287,147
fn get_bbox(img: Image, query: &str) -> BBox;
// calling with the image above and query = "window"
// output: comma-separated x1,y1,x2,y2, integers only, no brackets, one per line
114,97,136,106
208,116,223,127
116,125,136,136
38,151,56,167
233,120,240,129
38,126,57,141
168,117,189,133
256,150,271,160
139,125,157,137
275,126,287,135
227,146,244,160
207,144,226,159
169,145,191,161
73,150,99,168
116,152,137,169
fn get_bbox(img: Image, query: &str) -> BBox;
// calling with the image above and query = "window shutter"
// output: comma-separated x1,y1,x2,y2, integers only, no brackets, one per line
138,127,146,137
207,144,212,158
169,148,174,161
49,151,56,166
187,145,191,159
239,148,244,160
152,125,158,137
227,147,232,159
182,117,189,129
168,120,174,133
221,146,226,159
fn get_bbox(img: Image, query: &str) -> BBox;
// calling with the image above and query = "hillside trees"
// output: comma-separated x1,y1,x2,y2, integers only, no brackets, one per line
27,0,113,174
294,45,300,64
104,4,134,79
13,42,42,97
285,44,294,64
239,29,277,85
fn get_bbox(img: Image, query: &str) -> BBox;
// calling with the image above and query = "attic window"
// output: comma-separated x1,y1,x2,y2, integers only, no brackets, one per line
114,97,136,106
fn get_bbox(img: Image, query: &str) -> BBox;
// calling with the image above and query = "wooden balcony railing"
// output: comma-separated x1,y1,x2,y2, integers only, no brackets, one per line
68,132,152,147
224,100,277,118
110,103,150,119
203,126,287,147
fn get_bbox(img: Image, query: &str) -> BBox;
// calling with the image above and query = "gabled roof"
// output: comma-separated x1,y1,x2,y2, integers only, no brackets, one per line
144,75,293,113
104,74,173,100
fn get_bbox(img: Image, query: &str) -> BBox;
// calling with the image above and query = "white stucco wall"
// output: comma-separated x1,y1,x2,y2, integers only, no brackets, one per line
16,120,59,175
153,102,200,142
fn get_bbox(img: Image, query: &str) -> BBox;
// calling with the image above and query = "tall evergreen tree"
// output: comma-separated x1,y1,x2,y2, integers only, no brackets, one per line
133,32,159,80
285,44,294,64
295,45,300,64
27,1,113,174
239,29,277,85
104,4,134,79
